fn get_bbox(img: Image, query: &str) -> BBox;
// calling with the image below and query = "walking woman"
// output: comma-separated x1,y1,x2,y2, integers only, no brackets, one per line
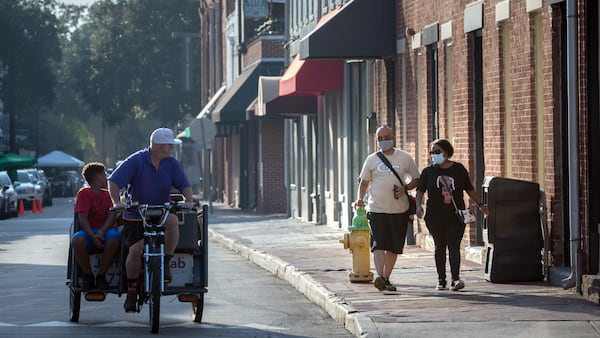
415,139,489,291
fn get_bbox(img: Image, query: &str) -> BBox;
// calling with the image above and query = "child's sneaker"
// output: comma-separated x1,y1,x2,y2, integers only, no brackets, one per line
450,279,465,291
81,273,94,291
96,275,109,290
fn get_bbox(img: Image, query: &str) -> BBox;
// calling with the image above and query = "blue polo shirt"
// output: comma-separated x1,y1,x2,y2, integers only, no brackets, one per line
108,148,190,219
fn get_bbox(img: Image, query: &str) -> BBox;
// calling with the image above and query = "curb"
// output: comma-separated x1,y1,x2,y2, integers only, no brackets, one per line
208,227,378,337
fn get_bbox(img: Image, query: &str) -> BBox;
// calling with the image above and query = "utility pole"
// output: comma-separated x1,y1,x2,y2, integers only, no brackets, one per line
171,32,201,92
3,54,17,153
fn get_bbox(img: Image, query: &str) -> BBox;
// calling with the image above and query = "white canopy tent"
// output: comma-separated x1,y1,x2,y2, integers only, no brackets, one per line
35,150,84,168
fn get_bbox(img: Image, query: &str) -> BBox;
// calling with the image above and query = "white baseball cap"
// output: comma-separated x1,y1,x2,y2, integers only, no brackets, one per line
150,128,182,146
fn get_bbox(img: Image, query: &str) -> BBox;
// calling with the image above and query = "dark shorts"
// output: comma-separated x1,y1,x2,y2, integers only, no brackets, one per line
122,220,144,247
367,212,409,254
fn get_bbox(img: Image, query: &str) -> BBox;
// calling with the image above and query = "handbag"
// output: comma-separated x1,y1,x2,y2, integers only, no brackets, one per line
438,174,475,225
455,208,476,225
376,151,416,215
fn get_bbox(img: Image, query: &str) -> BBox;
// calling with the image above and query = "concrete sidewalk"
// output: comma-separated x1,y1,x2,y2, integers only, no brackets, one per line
205,203,600,337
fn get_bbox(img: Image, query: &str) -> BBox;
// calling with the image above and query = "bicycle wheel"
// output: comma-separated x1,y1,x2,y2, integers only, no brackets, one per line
67,228,80,322
69,287,81,322
192,293,204,322
148,256,161,333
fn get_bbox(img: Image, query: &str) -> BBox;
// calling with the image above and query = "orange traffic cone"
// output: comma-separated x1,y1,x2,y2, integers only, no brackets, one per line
37,199,43,213
31,199,39,213
18,200,25,215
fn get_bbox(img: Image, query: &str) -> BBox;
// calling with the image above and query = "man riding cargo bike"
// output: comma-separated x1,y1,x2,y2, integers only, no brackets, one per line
66,128,208,333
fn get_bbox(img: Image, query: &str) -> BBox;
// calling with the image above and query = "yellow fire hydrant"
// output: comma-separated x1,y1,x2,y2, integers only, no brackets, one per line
339,206,374,282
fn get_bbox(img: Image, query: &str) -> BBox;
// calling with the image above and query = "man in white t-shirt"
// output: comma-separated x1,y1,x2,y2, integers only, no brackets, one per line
354,125,419,292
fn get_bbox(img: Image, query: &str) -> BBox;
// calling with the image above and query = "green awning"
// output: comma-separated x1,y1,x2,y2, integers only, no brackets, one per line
0,153,36,171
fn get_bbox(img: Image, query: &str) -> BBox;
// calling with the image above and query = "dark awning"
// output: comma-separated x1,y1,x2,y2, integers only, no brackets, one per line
211,61,283,123
279,55,343,96
299,0,396,60
256,76,318,116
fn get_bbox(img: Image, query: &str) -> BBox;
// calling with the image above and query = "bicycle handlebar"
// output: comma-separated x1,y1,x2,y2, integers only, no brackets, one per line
110,200,198,213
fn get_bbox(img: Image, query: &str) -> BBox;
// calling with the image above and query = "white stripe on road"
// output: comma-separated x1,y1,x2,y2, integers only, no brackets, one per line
7,218,72,222
2,321,276,330
25,321,80,327
86,321,146,328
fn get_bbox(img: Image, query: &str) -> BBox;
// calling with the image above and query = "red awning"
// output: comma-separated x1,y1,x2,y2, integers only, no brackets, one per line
279,55,343,96
256,76,318,116
278,7,344,96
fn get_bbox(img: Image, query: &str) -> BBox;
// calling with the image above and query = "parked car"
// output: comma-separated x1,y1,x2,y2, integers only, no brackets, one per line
23,168,52,206
51,170,84,197
0,171,18,218
14,170,43,210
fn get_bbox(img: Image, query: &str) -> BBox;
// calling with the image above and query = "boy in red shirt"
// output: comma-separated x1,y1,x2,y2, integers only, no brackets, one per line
71,162,120,290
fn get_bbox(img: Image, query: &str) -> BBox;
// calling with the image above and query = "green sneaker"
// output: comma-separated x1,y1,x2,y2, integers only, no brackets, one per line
374,276,387,291
384,278,397,291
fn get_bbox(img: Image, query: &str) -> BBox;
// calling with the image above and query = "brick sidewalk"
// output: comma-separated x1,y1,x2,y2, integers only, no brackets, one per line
205,203,600,337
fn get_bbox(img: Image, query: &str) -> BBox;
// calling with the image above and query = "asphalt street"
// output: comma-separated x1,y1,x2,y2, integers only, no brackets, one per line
0,198,352,337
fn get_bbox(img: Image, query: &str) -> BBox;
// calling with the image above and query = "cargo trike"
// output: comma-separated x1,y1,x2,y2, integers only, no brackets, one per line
66,200,208,333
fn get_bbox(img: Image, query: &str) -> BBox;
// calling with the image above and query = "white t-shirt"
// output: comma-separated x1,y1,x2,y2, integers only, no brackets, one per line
359,149,420,214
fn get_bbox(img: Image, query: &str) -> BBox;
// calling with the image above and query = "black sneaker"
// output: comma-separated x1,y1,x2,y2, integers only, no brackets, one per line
436,281,448,290
164,265,172,283
374,276,387,291
164,255,173,283
81,274,94,291
124,293,137,313
96,275,109,290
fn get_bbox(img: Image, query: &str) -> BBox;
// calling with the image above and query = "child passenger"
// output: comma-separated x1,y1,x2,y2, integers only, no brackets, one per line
71,162,120,290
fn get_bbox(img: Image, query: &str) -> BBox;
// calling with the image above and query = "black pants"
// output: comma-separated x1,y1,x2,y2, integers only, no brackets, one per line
426,220,466,282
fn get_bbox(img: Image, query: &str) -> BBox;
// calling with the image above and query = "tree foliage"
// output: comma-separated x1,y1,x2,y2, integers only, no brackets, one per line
0,0,62,154
0,0,202,159
42,3,97,158
78,0,202,126
0,0,96,158
0,0,61,108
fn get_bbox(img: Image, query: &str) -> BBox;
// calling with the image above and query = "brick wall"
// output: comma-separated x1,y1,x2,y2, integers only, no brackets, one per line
256,118,287,213
244,36,285,68
223,137,234,206
384,0,584,262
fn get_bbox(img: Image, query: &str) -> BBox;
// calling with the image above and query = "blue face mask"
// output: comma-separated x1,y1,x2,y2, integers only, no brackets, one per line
432,153,445,165
378,140,394,151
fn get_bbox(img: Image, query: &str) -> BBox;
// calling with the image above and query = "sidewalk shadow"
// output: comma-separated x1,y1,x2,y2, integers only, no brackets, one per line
207,206,293,225
385,283,600,317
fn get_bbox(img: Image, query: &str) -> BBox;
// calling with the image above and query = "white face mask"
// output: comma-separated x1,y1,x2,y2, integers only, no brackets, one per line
378,140,394,151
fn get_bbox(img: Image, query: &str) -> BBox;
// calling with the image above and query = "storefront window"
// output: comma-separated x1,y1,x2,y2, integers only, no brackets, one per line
244,1,285,42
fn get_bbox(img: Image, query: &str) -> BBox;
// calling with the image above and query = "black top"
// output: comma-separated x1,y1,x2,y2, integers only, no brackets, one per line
416,162,474,223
